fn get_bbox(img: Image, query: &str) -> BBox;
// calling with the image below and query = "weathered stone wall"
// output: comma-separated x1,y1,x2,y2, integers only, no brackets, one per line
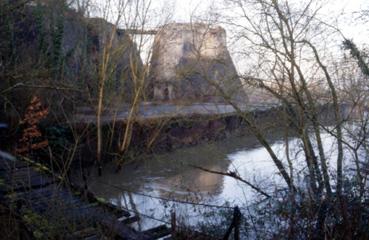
149,23,247,103
0,3,141,107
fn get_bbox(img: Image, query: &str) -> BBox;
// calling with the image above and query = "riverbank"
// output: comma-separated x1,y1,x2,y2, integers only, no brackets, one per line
71,104,361,238
72,102,340,166
74,102,282,165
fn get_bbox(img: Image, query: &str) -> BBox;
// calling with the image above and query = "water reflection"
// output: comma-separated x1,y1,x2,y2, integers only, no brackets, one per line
82,129,298,197
73,108,364,231
75,128,311,228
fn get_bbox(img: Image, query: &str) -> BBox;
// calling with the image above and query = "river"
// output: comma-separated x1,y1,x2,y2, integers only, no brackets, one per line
74,123,359,234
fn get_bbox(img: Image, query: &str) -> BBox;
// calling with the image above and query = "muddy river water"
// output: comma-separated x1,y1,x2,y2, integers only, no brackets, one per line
75,126,353,232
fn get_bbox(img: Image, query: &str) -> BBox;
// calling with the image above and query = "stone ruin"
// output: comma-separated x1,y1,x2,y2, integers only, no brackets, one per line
148,23,247,103
4,2,246,105
1,3,142,104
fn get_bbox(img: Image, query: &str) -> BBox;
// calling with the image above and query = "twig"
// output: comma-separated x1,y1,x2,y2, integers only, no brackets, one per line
189,165,271,198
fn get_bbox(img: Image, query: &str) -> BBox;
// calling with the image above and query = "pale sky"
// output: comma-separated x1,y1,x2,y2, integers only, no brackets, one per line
91,0,368,44
169,0,368,42
92,0,368,71
91,0,368,38
149,0,368,72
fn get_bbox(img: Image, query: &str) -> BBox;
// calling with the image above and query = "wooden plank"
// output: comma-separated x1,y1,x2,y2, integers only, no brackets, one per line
0,157,156,240
6,174,55,192
99,214,151,240
12,185,139,238
9,184,60,200
84,235,100,240
71,183,131,218
6,185,83,214
71,227,98,239
5,167,45,179
3,167,50,183
28,195,86,213
27,189,72,202
143,225,172,239
0,160,30,172
119,215,140,225
104,202,131,218
24,203,98,229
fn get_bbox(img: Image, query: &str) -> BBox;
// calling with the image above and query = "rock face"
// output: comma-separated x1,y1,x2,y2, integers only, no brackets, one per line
86,18,143,102
0,3,141,104
149,23,247,103
1,3,245,107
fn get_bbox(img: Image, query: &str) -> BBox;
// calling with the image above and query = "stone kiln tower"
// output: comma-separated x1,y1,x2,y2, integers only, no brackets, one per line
149,23,246,102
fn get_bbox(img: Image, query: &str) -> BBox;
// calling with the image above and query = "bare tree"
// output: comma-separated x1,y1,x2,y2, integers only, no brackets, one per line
84,0,173,173
180,0,369,236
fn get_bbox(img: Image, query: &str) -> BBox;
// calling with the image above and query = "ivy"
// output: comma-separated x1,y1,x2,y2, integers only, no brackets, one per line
343,39,369,77
34,4,47,58
51,14,65,80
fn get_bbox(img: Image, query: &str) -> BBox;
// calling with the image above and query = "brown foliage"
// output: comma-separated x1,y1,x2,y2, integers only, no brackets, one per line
15,96,49,155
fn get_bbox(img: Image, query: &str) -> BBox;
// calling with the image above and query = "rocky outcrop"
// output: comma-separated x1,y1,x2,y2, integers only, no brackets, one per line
0,3,141,104
149,23,247,103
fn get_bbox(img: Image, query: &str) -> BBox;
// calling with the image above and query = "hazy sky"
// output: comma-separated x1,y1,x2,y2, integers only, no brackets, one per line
170,0,368,41
92,0,368,44
93,0,368,70
165,0,368,72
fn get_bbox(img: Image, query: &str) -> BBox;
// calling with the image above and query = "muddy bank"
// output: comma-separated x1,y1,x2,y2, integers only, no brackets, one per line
74,103,340,166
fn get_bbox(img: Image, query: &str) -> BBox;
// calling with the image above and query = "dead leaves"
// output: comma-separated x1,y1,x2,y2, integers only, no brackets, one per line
15,96,49,155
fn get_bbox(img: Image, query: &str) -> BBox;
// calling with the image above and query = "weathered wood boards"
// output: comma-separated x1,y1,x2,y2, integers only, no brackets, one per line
0,153,171,239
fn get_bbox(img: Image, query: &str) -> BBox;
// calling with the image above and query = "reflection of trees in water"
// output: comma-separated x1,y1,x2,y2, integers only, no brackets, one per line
77,118,355,210
87,114,356,207
79,107,342,202
81,125,303,203
156,164,226,201
76,121,353,233
128,192,142,231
